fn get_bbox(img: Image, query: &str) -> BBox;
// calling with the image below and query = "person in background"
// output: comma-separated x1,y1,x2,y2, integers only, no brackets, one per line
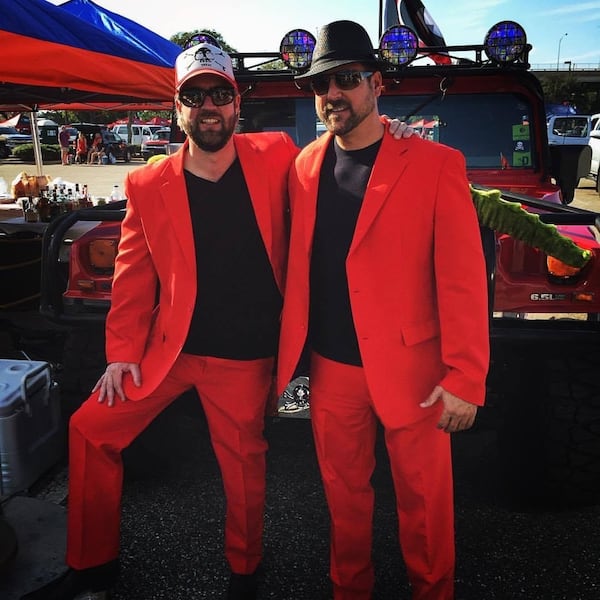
87,132,104,165
59,125,71,165
20,42,413,600
277,20,490,600
75,132,87,164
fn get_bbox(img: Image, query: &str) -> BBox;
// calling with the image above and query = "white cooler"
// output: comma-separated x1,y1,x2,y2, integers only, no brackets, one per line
0,359,63,497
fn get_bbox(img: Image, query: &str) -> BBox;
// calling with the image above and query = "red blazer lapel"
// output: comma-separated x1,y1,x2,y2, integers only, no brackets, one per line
298,133,331,254
350,135,410,255
158,140,197,277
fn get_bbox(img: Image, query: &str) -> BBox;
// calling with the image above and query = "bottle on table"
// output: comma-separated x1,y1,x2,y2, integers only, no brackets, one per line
109,185,122,202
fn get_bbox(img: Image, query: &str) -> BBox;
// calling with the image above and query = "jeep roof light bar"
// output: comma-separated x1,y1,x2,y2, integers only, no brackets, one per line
187,20,531,80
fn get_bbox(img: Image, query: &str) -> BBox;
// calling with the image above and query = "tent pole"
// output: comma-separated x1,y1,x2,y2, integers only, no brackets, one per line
30,110,44,176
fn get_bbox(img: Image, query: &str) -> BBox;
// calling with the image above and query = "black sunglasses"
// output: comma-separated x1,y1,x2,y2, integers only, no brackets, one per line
309,71,373,96
179,86,236,108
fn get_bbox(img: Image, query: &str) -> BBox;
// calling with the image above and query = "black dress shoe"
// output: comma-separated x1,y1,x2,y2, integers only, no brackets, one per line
226,568,261,600
20,560,119,600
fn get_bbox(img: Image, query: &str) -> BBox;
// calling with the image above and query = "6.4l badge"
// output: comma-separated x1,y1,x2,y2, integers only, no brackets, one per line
530,293,568,301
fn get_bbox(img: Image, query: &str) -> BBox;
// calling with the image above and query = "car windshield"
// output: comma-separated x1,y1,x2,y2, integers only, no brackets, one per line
238,92,536,170
151,131,170,141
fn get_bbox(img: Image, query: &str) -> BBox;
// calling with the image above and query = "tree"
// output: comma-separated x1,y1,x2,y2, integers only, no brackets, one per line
169,29,236,53
538,73,598,114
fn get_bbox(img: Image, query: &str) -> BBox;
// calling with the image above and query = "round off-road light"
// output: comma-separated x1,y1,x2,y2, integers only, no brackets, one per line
379,25,419,66
484,21,527,64
279,29,316,70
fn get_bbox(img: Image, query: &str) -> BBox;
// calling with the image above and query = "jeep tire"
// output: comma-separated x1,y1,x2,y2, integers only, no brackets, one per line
497,344,600,508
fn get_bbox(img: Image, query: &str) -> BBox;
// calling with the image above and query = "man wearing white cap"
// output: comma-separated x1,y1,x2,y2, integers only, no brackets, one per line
21,42,297,600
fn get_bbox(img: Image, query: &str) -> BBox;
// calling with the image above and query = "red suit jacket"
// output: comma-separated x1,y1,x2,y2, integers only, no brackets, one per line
105,133,298,401
277,129,490,427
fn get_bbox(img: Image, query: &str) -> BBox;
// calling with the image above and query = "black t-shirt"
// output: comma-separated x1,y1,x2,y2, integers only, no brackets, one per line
182,159,282,359
309,138,382,366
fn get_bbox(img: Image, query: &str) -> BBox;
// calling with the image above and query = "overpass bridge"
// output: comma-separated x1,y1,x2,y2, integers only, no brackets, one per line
530,63,600,85
529,63,600,108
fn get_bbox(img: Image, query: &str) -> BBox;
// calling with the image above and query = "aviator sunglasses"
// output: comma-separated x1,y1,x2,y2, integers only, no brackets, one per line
309,71,373,96
179,86,236,108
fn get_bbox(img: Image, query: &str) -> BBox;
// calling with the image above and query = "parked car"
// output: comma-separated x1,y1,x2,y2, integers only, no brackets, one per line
68,123,132,162
0,125,33,155
110,124,161,146
141,128,170,160
546,115,593,203
589,113,600,193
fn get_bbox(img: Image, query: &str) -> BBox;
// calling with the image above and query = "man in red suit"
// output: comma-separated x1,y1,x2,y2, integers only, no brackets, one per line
22,43,298,600
277,20,490,600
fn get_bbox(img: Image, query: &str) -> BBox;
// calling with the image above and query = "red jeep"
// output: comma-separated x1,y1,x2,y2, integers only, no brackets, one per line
40,22,600,508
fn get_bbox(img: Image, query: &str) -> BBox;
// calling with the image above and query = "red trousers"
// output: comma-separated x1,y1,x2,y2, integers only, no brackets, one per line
66,353,273,575
310,353,455,600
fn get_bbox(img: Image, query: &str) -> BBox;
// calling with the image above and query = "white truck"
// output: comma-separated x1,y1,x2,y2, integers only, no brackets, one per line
589,113,600,193
546,114,592,203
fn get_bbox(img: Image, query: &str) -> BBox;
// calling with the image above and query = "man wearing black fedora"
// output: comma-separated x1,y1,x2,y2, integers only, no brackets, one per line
277,19,489,600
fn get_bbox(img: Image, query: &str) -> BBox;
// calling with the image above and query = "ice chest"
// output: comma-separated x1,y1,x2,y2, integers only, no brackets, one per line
0,359,63,497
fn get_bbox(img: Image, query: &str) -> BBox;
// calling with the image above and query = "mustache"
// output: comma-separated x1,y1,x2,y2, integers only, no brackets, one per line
324,100,350,115
196,110,222,120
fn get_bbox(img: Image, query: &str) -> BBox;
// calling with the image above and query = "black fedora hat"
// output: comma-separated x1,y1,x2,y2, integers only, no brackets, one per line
296,20,383,80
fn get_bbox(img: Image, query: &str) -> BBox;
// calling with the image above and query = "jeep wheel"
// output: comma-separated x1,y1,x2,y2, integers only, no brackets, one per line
497,346,600,508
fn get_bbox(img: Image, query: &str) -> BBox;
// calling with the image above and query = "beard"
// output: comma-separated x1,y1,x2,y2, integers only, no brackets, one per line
178,109,237,152
317,95,376,137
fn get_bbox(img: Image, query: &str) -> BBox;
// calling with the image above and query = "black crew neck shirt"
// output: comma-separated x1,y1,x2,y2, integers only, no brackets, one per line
309,138,382,366
182,159,282,359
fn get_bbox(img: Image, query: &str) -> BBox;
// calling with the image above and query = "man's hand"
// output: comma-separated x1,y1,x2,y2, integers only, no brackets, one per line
385,117,416,139
92,362,141,407
420,385,477,433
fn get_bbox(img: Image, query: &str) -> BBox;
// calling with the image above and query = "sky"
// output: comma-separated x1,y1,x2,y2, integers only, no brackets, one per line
47,0,600,68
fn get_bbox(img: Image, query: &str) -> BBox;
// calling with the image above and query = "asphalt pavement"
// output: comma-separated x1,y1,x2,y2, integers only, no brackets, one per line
1,377,600,599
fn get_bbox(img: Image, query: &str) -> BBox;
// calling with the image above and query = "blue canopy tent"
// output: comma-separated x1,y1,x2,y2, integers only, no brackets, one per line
58,0,180,70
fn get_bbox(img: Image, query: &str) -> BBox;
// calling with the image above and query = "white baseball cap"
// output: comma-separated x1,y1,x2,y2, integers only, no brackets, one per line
175,43,237,90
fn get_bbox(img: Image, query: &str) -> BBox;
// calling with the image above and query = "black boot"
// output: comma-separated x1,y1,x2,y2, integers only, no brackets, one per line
226,568,261,600
20,560,119,600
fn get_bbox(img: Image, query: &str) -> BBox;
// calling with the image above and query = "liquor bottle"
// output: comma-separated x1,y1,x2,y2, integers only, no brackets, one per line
72,183,81,210
80,183,91,208
49,190,60,220
25,195,39,222
65,188,74,212
38,188,50,222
